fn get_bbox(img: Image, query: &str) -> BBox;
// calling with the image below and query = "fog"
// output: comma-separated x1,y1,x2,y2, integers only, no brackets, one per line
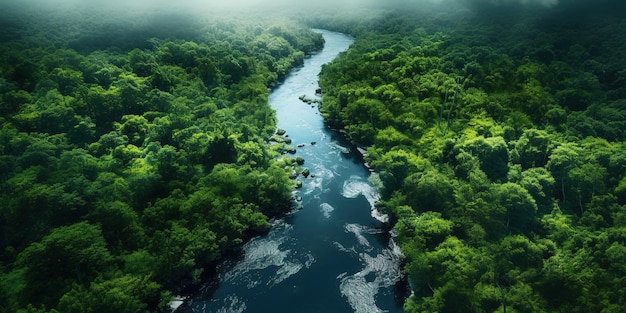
0,0,622,46
2,0,624,14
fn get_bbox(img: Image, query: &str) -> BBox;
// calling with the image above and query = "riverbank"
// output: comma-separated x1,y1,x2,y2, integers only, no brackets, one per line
176,29,405,313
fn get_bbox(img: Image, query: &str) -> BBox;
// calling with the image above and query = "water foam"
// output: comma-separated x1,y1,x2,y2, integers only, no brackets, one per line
371,208,390,223
272,261,303,286
344,223,372,248
338,239,403,313
333,241,355,253
340,175,391,223
315,163,336,181
320,202,335,218
222,237,289,284
221,221,312,290
339,275,382,313
301,163,334,196
341,175,380,209
214,295,246,313
329,142,350,154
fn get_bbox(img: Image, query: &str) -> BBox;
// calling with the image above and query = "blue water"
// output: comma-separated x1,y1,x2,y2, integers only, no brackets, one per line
177,29,404,313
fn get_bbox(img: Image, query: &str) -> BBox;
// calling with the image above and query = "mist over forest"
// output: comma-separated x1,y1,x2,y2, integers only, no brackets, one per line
2,0,624,18
1,0,625,312
1,0,623,49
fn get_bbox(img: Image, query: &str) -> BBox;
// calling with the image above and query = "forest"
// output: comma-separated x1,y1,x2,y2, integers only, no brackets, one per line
0,4,324,313
316,2,626,313
2,0,626,312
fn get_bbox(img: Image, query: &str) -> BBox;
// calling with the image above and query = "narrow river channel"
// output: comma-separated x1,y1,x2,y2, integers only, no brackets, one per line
177,29,404,313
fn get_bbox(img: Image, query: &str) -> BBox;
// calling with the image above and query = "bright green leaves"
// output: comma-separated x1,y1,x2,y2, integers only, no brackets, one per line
518,167,556,213
0,16,327,313
512,129,552,169
616,176,626,205
13,89,79,134
374,126,413,150
371,149,429,197
403,169,454,213
398,212,453,250
17,222,112,307
116,115,149,146
113,73,149,113
404,236,487,313
150,223,219,285
495,183,538,234
48,67,84,96
57,275,161,313
457,136,509,182
255,33,293,58
85,85,122,127
316,12,626,313
546,141,612,214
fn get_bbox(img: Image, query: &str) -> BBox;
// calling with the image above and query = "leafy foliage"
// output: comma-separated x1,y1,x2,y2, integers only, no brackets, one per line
318,8,626,313
0,9,323,313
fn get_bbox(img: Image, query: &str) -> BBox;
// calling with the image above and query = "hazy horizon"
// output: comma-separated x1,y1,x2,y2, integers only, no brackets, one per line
2,0,624,16
0,0,623,48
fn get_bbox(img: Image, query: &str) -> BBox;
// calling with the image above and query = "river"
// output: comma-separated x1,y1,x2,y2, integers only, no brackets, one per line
176,29,405,313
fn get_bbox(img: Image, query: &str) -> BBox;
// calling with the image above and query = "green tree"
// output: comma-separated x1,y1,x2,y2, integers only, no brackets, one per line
56,275,160,313
116,115,149,146
405,236,487,313
128,48,156,77
87,201,145,252
151,223,219,286
513,129,552,169
547,142,584,204
17,222,112,307
458,136,510,182
403,169,454,213
399,211,453,250
519,167,556,214
371,149,429,197
48,68,83,96
495,183,538,234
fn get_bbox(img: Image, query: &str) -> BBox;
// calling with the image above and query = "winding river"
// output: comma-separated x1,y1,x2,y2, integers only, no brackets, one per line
177,29,404,313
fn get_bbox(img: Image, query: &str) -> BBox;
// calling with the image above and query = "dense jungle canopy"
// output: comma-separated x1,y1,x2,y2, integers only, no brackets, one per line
1,0,625,312
315,2,626,312
0,4,324,312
